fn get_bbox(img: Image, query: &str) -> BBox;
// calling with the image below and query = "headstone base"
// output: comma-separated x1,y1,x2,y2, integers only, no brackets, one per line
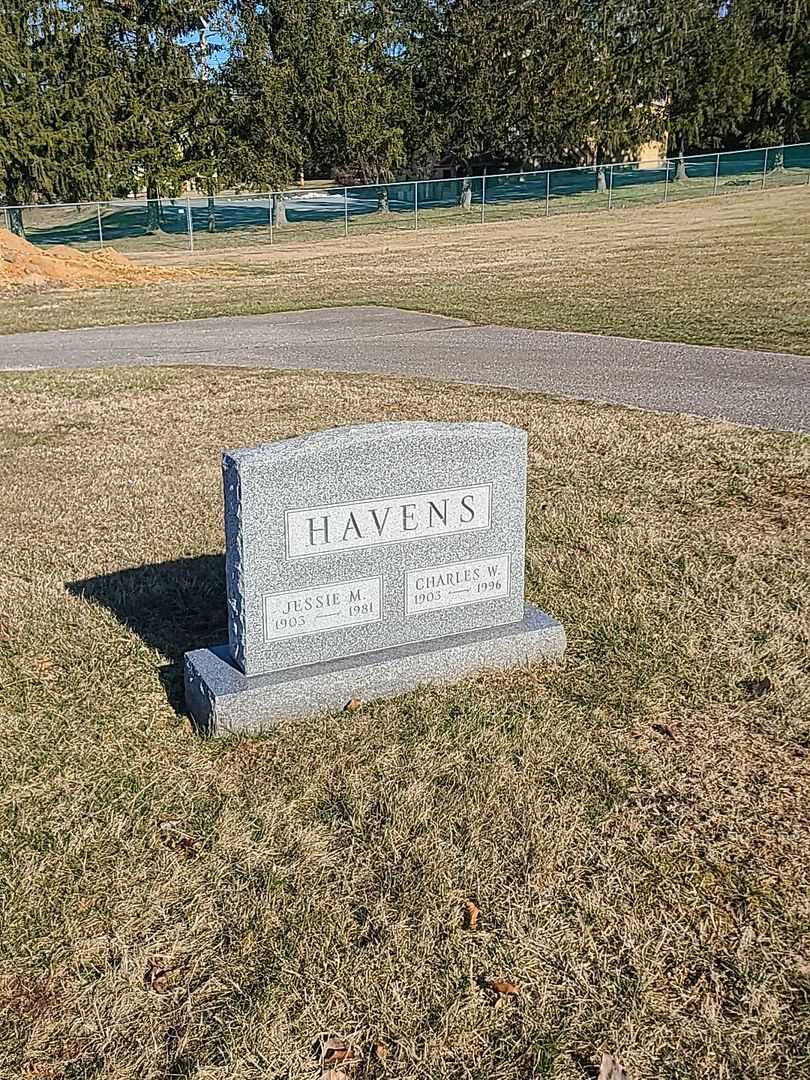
184,604,565,737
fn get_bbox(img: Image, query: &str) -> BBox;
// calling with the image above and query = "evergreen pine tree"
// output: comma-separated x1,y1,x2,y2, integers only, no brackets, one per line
107,0,219,232
0,0,119,233
225,0,404,184
219,3,303,189
740,0,810,147
399,0,673,176
2,0,809,234
667,1,758,154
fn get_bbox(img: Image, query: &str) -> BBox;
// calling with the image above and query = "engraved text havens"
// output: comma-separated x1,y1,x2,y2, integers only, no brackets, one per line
285,484,492,558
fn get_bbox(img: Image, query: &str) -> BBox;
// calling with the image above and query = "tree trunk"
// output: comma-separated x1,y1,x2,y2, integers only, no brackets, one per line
207,181,216,233
593,145,607,193
145,180,161,233
7,206,26,237
377,188,390,213
675,153,687,182
4,179,28,236
461,182,472,210
273,194,287,226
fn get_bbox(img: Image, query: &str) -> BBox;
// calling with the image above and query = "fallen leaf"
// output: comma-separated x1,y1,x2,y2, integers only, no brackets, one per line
485,977,521,996
320,1036,360,1066
598,1052,628,1080
0,976,55,1019
737,675,772,699
22,1065,60,1079
30,656,53,672
321,1072,350,1080
370,1041,389,1060
0,615,11,643
652,722,678,741
158,820,198,858
144,956,187,994
462,899,480,930
175,835,197,856
344,698,363,712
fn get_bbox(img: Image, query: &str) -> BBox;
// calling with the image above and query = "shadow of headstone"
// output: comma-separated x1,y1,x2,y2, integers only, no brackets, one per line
68,554,227,715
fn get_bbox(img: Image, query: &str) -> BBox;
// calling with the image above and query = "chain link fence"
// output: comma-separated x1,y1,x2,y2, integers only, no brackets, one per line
3,142,809,257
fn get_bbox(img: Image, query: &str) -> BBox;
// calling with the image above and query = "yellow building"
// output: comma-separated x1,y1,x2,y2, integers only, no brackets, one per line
635,137,668,169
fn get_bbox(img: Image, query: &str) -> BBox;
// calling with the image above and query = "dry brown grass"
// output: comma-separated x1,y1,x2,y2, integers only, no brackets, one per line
1,187,808,353
0,365,808,1079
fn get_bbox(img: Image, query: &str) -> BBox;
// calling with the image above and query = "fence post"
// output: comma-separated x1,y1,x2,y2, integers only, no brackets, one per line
761,148,769,190
268,194,274,245
344,187,349,238
185,193,194,252
545,171,550,216
414,181,418,230
480,175,486,225
664,160,670,204
96,202,104,249
608,165,614,210
713,152,720,195
2,206,8,231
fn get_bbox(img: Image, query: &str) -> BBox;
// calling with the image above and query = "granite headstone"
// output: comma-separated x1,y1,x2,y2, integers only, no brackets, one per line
185,421,565,735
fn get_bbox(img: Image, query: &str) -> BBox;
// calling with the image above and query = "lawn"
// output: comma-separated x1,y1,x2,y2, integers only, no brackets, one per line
1,186,809,353
1,365,808,1079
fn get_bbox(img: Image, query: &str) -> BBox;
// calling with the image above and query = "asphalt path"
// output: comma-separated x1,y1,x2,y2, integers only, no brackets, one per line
1,305,807,432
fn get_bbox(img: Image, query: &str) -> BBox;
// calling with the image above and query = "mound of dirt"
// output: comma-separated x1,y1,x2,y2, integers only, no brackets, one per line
0,229,188,290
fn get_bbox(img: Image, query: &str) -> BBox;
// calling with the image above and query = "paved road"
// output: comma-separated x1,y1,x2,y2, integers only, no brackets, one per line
1,306,807,432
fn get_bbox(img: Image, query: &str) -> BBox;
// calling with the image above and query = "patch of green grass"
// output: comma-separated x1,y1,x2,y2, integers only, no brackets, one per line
1,186,809,352
0,419,96,449
0,366,184,401
0,366,808,1078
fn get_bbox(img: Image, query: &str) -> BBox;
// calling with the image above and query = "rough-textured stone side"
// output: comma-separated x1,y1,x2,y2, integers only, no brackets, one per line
223,452,246,672
183,653,217,736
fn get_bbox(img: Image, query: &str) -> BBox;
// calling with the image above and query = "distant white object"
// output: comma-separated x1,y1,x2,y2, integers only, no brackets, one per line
294,190,346,202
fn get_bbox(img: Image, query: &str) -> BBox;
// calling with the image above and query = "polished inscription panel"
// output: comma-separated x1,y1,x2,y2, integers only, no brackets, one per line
263,576,382,642
285,484,492,558
405,554,510,615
